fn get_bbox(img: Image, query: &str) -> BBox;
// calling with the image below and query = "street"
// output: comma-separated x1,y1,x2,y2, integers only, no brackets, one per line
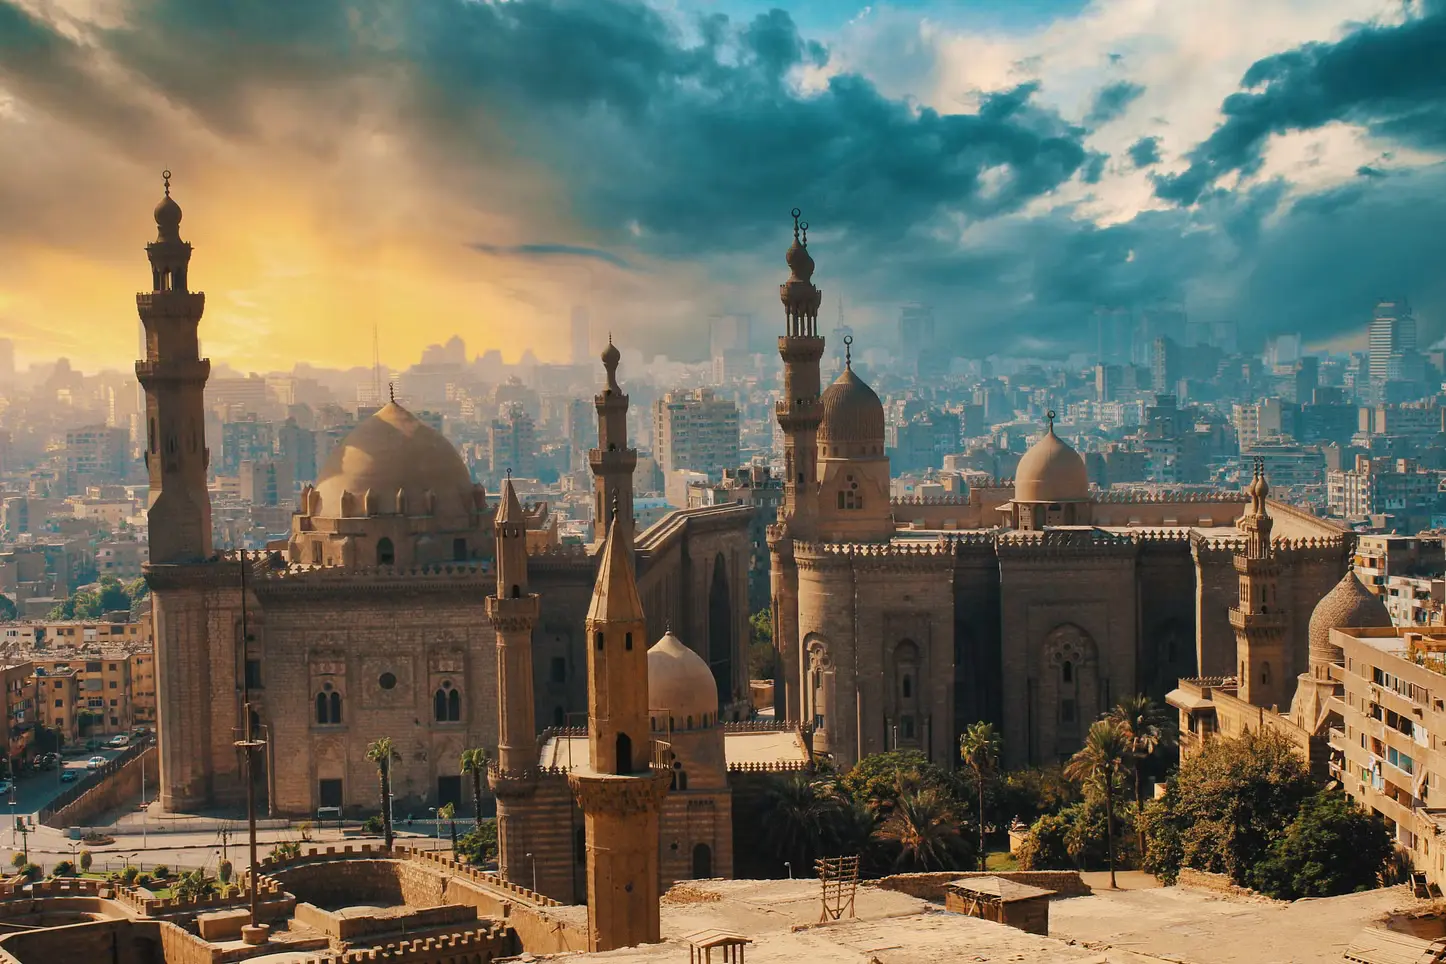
5,746,128,820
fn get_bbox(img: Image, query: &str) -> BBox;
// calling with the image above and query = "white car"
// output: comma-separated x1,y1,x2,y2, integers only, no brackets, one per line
107,735,129,748
86,756,106,769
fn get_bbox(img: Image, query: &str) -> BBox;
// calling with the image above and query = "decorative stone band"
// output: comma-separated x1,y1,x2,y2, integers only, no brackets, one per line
568,769,671,816
486,594,541,633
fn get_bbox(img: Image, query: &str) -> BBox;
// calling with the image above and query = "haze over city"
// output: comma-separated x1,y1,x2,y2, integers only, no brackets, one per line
3,0,1446,372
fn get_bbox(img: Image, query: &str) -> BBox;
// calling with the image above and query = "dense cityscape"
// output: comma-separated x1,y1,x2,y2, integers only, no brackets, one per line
6,0,1446,962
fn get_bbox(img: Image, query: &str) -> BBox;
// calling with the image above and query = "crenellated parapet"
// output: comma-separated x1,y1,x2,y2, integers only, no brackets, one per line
1096,490,1249,504
793,539,957,573
727,760,809,773
891,494,976,507
568,768,671,816
997,529,1138,559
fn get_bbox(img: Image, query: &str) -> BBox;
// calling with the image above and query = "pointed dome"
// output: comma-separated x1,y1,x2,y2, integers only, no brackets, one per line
648,631,719,726
313,402,474,523
1014,418,1089,503
818,365,885,447
1309,570,1392,667
586,513,644,625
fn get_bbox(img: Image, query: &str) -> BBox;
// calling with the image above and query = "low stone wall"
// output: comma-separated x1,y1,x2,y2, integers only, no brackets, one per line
42,747,156,830
1177,868,1277,901
874,870,1091,901
293,901,477,942
0,917,215,964
282,925,513,963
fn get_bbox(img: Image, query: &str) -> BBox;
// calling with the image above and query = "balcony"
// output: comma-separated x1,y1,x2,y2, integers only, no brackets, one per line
1328,727,1346,753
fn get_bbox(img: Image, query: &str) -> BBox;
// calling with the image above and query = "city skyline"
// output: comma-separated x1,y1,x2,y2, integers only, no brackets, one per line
2,0,1444,373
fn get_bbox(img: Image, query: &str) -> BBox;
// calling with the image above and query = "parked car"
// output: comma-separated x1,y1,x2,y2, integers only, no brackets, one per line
86,756,106,769
59,771,77,783
106,735,129,748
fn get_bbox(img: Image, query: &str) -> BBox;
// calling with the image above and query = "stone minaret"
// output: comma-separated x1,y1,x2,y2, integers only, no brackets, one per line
769,208,824,721
776,208,825,533
137,171,212,564
590,340,636,543
487,476,541,882
1231,458,1288,708
568,509,666,952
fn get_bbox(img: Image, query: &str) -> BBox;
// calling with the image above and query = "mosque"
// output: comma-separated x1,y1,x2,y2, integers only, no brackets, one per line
138,176,766,820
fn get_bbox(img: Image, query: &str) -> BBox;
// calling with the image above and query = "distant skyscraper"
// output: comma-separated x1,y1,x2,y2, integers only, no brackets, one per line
708,313,752,359
570,306,591,366
0,337,13,386
898,303,936,376
1369,300,1417,384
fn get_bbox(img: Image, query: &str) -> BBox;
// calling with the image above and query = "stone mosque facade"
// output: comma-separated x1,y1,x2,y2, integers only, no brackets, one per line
138,178,759,820
767,212,1354,771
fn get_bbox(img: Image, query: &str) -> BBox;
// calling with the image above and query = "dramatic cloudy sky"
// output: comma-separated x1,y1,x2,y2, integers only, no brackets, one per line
1,0,1444,372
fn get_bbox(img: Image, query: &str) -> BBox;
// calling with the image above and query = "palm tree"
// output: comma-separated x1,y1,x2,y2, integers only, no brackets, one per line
1064,719,1128,889
366,737,400,849
438,802,458,856
761,773,838,872
959,721,1001,871
460,748,490,829
1108,695,1172,857
879,782,967,872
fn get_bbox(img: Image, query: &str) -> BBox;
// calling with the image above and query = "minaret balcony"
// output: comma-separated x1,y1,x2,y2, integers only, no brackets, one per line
588,447,638,470
136,290,206,317
135,358,211,384
1229,608,1287,631
777,335,825,362
486,593,541,631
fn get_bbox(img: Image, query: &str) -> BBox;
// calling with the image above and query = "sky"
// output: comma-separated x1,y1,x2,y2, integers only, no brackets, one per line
2,0,1445,373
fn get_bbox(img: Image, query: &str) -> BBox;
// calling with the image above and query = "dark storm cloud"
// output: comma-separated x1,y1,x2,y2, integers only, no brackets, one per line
468,242,634,270
1127,136,1161,168
1085,80,1145,125
1156,3,1446,204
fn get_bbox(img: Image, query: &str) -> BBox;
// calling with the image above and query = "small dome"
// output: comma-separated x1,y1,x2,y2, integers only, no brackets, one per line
1308,570,1392,667
601,340,620,368
648,632,718,726
312,402,474,525
786,238,815,282
1014,421,1089,503
818,366,884,447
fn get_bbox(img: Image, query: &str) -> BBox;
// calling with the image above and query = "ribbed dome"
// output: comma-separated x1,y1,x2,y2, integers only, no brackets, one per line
818,366,885,447
313,402,474,523
1014,422,1089,503
1308,570,1392,667
648,632,719,727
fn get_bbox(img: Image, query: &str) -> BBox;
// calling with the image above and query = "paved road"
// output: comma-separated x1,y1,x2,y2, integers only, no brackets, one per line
3,747,128,819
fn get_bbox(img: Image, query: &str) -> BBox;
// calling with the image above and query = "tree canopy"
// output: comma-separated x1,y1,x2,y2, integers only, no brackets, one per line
1250,788,1392,899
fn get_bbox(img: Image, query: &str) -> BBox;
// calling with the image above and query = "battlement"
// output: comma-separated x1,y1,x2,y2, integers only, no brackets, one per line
1195,534,1349,554
1095,490,1248,504
727,760,809,773
260,562,489,582
289,923,512,963
409,846,561,907
891,495,975,507
997,530,1138,553
720,719,809,733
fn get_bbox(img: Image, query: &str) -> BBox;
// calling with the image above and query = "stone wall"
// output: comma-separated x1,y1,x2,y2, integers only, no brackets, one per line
0,918,199,964
42,746,156,829
268,859,447,911
293,901,477,942
874,870,1090,901
1176,867,1277,901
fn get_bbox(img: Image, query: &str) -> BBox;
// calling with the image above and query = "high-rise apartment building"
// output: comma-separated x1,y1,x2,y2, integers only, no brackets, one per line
898,304,936,377
64,425,130,494
489,403,537,478
651,389,740,479
1369,300,1417,384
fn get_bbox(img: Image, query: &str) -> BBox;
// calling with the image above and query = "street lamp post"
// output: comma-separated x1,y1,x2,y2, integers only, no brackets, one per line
525,852,536,894
784,861,792,880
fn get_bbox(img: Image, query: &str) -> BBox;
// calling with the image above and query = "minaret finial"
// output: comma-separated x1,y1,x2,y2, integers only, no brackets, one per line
506,467,512,481
800,220,809,246
162,169,171,197
1046,410,1057,430
843,334,853,369
610,491,619,521
388,382,395,403
791,207,801,243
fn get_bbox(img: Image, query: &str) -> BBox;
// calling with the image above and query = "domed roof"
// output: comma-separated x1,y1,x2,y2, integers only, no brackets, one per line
312,402,475,524
1014,417,1089,503
648,631,719,725
818,365,885,447
1308,570,1392,665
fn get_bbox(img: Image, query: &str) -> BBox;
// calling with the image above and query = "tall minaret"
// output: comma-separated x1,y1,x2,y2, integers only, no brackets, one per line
1231,458,1288,708
769,208,825,721
137,170,212,564
568,507,666,952
487,475,542,883
776,208,825,534
590,339,636,543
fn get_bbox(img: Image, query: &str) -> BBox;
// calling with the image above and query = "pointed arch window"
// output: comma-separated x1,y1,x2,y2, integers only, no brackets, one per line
434,680,461,722
316,682,342,725
377,538,395,566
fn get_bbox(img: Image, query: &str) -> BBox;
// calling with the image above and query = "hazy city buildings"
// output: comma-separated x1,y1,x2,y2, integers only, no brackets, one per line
651,389,740,480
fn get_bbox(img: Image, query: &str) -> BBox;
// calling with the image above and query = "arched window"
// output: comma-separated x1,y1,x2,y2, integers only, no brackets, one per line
377,538,395,566
316,683,341,725
685,715,693,730
1062,660,1073,684
691,843,712,879
434,680,460,722
840,475,862,510
595,632,604,651
1262,662,1271,685
625,632,633,651
615,732,632,775
510,584,521,599
902,675,912,699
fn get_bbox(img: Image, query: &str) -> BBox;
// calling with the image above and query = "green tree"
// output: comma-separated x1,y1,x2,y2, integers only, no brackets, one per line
959,722,1001,871
1064,719,1128,889
760,773,840,871
457,819,497,865
0,594,16,622
460,748,490,828
748,609,775,680
1139,728,1314,887
173,869,215,901
878,783,973,873
1250,788,1392,899
365,737,400,849
96,577,131,614
439,802,458,855
820,789,881,870
78,850,92,874
994,766,1081,828
1108,695,1173,858
217,859,232,884
838,750,951,817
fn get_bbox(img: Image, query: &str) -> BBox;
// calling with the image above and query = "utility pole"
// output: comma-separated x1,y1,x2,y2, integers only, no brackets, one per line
233,548,269,946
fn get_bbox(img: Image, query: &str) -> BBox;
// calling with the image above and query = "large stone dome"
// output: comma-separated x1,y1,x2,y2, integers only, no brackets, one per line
818,366,885,448
312,402,475,524
1308,570,1392,667
1014,421,1089,503
648,631,719,729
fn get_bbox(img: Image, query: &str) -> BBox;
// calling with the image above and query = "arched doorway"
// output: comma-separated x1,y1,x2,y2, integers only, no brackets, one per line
692,843,712,879
707,553,732,705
